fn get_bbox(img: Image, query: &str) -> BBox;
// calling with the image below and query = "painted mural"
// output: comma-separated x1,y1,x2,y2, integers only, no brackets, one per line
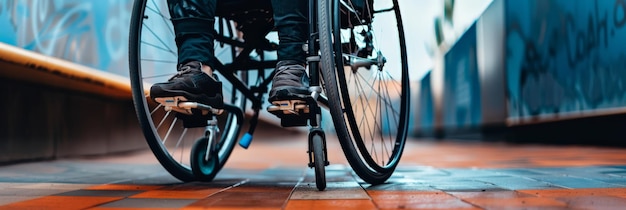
0,0,133,76
443,23,481,129
506,0,626,119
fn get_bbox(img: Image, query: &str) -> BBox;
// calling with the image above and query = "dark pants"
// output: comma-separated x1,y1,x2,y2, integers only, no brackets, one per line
168,0,309,68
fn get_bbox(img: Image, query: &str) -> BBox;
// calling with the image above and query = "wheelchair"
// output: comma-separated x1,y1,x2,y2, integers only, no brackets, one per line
128,0,409,191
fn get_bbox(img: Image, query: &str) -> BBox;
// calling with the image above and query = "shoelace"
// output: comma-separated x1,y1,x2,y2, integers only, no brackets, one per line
168,68,194,81
169,64,218,81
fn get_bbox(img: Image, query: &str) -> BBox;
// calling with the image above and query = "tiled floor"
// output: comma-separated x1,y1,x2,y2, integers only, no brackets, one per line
1,132,626,209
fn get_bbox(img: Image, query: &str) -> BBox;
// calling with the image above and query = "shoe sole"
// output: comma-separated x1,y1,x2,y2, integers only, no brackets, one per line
268,99,310,115
154,96,224,116
150,86,224,109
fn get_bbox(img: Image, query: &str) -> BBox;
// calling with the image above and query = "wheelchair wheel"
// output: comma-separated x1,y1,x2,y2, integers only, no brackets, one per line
129,0,246,181
317,0,409,184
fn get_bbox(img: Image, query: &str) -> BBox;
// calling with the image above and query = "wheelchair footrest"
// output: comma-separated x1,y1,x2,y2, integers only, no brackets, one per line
154,96,224,115
267,99,310,127
154,96,224,128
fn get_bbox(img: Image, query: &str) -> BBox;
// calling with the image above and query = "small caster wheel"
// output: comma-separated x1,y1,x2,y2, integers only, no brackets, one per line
310,131,327,191
191,137,220,181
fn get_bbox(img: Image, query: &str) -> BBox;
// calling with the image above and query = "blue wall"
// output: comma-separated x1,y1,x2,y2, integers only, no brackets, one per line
415,71,435,136
505,0,626,119
443,23,481,130
0,0,133,76
413,0,626,137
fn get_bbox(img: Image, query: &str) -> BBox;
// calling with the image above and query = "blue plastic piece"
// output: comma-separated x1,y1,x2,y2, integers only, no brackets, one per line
238,133,253,149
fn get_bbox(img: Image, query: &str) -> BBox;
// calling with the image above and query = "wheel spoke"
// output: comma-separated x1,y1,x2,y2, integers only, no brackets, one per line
176,128,188,161
150,103,163,115
382,72,401,131
143,24,176,55
162,117,177,144
140,58,177,64
379,72,393,163
147,0,175,36
353,75,375,141
156,110,171,130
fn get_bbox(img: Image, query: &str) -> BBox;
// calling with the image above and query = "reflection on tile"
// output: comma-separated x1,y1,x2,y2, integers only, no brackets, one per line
556,195,626,209
368,191,478,210
290,182,369,200
55,190,144,197
188,190,291,209
463,197,567,209
98,198,197,208
285,200,377,210
529,176,624,189
0,196,39,206
86,184,163,191
13,183,94,190
1,196,121,210
473,176,561,190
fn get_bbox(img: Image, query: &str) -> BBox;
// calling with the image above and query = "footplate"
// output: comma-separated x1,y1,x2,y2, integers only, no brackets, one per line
154,96,224,128
267,99,311,127
154,96,224,116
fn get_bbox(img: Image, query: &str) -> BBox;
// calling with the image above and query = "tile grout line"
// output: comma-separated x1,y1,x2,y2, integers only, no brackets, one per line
283,169,307,209
206,179,250,198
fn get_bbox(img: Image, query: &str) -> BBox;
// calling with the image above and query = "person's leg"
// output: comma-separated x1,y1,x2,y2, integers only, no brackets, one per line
168,0,217,73
271,0,308,65
269,0,310,102
150,0,223,109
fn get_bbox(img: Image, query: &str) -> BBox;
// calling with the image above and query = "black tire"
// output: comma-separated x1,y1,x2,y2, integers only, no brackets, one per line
129,0,245,182
317,0,409,184
312,134,327,191
191,137,220,181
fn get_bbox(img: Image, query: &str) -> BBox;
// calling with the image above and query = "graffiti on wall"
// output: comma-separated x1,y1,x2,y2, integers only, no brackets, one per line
0,0,133,76
506,0,626,118
443,23,481,129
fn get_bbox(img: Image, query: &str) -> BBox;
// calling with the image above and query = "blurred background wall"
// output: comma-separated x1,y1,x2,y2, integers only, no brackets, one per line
0,0,139,163
415,0,626,144
0,0,133,76
505,0,626,123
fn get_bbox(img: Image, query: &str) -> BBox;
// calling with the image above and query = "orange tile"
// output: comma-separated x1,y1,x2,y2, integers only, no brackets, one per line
463,197,568,209
181,207,280,210
612,189,626,199
131,189,221,199
284,200,377,210
556,195,626,209
368,191,477,209
130,184,232,199
226,186,293,193
89,208,178,210
448,191,534,200
86,184,163,191
375,200,479,210
0,196,121,210
518,188,626,198
187,191,291,209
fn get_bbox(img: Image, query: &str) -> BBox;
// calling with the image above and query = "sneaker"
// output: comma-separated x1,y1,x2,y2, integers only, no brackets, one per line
268,61,310,102
150,61,224,109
